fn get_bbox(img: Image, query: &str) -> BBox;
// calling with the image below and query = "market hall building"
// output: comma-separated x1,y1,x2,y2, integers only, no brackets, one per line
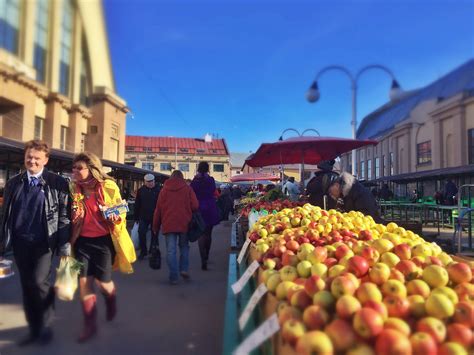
341,59,474,198
125,135,231,182
0,0,167,199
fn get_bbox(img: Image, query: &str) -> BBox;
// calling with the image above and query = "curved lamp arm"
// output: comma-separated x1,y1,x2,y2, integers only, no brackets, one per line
301,128,320,136
279,128,301,141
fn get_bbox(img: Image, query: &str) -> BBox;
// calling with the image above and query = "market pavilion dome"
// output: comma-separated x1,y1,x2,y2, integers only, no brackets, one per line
357,59,474,140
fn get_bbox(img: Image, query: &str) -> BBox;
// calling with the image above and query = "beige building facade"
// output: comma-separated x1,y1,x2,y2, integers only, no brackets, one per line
0,0,128,162
125,136,231,182
341,60,474,191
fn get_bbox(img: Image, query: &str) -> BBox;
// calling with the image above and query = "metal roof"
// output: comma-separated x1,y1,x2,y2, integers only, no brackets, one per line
357,59,474,140
125,135,229,156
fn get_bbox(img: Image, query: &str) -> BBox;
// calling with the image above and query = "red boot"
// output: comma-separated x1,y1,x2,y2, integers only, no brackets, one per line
103,289,117,321
78,295,97,343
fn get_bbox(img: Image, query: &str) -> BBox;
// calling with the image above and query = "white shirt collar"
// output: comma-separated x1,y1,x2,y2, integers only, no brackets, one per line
27,169,44,181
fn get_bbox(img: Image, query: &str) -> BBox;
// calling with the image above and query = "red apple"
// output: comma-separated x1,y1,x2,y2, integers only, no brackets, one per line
358,229,373,241
395,260,421,281
353,307,384,339
295,331,334,354
448,262,473,284
335,244,351,260
410,332,437,355
273,244,287,258
358,246,380,266
447,322,472,347
304,275,326,297
286,240,300,252
290,289,312,310
325,319,357,351
281,251,299,267
363,300,388,320
281,319,306,345
331,275,357,298
384,295,410,318
393,243,412,260
453,301,474,327
375,329,412,355
324,257,338,268
347,255,370,278
336,295,362,319
302,305,330,330
416,317,446,344
455,282,474,303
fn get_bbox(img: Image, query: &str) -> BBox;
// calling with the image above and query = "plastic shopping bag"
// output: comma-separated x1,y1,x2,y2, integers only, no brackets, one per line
54,257,81,301
248,209,259,230
131,222,139,248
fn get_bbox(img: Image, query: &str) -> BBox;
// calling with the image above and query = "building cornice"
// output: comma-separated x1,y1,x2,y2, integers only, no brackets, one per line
90,86,128,113
70,104,93,119
429,92,471,120
46,92,73,111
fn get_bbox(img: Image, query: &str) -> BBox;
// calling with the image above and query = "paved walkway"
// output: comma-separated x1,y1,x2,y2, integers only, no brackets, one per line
0,220,233,355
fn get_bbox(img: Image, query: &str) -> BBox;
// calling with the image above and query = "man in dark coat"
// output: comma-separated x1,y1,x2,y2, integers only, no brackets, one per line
0,140,71,345
134,173,161,259
305,160,338,209
443,179,458,205
327,172,383,223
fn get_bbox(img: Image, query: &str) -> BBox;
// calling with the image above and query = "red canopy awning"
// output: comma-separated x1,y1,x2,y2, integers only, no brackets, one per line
230,172,280,183
245,136,378,167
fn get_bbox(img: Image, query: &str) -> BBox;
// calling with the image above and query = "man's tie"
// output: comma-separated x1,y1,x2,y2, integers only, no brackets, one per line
30,177,39,187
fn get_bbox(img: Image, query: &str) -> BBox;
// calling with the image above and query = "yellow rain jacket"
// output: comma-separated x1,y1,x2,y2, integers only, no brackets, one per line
102,180,136,273
71,179,136,274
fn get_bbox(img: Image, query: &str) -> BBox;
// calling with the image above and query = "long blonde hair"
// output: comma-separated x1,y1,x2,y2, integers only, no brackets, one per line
72,151,115,183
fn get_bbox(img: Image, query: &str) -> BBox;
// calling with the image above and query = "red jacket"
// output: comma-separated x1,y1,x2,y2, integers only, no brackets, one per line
153,177,199,235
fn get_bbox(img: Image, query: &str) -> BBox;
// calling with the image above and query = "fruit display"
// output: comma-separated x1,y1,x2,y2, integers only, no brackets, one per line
241,199,304,218
246,203,473,355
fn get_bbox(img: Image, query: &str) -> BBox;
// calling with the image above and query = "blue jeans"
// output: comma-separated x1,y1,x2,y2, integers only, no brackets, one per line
164,233,189,282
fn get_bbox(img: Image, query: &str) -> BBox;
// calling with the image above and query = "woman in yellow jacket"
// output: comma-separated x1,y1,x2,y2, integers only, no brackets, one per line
70,152,136,342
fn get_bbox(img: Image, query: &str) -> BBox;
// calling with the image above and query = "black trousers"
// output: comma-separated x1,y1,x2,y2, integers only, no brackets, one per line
13,240,54,336
138,219,158,253
198,226,214,264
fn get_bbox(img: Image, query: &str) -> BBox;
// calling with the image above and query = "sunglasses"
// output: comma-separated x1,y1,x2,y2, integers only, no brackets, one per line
72,166,87,171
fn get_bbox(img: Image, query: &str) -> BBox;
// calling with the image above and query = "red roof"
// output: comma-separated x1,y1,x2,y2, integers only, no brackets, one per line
125,136,229,156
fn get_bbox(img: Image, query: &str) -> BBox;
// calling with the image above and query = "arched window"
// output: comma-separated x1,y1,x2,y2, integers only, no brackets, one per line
0,0,20,54
59,0,73,96
79,39,92,106
34,0,49,83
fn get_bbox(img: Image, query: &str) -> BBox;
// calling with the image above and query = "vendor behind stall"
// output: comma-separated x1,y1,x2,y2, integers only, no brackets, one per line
326,172,383,223
306,160,338,209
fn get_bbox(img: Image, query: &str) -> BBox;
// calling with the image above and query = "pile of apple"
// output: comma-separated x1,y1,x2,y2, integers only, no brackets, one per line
241,199,303,218
249,204,473,355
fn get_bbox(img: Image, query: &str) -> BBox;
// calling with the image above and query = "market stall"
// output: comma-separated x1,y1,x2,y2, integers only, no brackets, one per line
225,204,473,355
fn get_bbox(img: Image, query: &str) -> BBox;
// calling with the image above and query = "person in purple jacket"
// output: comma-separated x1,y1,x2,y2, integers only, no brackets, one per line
191,162,220,270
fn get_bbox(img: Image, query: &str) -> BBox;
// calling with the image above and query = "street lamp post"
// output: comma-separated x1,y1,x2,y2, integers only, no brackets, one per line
306,64,403,177
279,128,321,187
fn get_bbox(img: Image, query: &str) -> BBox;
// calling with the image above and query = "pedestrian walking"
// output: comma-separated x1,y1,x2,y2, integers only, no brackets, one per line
70,152,136,342
283,177,300,201
191,162,219,270
134,173,161,259
152,170,199,284
0,140,71,346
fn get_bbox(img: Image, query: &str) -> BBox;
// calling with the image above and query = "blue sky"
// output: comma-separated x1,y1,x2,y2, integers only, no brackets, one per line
104,0,474,154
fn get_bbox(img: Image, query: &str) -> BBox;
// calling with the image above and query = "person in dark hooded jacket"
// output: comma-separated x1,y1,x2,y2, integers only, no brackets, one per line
327,172,383,223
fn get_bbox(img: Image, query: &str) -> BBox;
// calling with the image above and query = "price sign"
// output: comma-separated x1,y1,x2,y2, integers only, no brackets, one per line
231,260,259,294
233,314,280,355
239,283,268,330
237,238,251,264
